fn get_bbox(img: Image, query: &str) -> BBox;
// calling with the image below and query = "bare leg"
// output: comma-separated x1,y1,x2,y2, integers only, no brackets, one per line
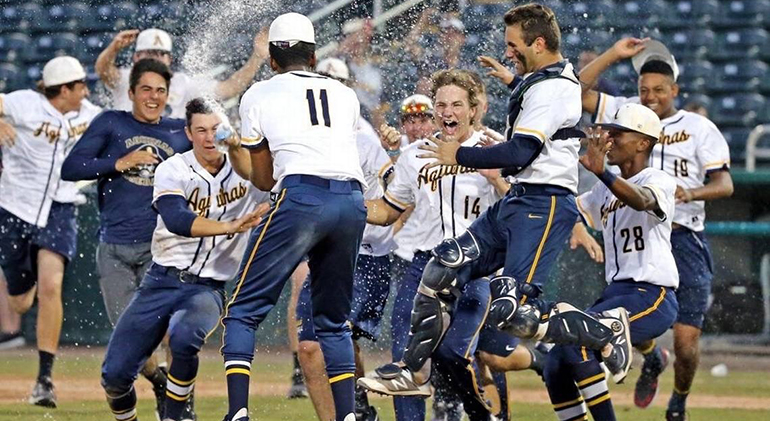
477,347,533,372
298,339,335,421
35,250,65,355
289,262,309,354
0,271,22,333
669,322,702,412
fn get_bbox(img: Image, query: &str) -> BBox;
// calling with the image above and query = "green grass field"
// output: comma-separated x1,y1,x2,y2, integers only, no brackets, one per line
1,347,769,420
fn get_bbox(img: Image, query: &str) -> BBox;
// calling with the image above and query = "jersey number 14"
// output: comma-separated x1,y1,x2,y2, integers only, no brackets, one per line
306,89,331,127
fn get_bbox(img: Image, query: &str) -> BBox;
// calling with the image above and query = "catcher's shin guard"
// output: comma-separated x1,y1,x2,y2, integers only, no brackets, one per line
539,303,614,349
488,276,541,331
402,286,452,373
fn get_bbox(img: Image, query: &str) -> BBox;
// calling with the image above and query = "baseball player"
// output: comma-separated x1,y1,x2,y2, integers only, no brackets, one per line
0,56,100,407
547,103,679,421
61,59,191,419
285,57,394,421
357,69,523,421
100,98,268,421
95,27,268,118
360,2,632,402
220,13,367,421
580,38,733,421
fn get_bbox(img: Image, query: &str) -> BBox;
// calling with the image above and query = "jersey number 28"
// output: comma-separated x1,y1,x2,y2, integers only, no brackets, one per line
306,89,331,127
620,225,645,253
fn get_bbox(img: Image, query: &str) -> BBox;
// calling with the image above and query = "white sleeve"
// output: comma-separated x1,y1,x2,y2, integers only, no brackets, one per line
152,159,188,204
0,91,26,124
593,93,633,125
239,89,264,149
642,172,677,222
514,82,576,143
697,120,731,173
383,153,415,212
576,182,605,231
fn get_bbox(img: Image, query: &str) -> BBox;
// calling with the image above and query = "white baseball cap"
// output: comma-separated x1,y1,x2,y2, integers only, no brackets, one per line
400,94,434,116
316,58,349,80
42,56,86,87
269,13,315,46
597,103,662,140
135,28,172,52
632,39,679,81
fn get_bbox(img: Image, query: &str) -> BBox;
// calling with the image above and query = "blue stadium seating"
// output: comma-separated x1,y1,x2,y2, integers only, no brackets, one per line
711,93,766,126
709,28,769,62
0,32,31,64
43,2,93,33
711,0,770,28
666,28,715,61
558,0,616,30
91,2,138,32
616,0,669,28
677,60,713,93
720,126,753,159
0,63,21,92
658,0,720,29
711,61,768,93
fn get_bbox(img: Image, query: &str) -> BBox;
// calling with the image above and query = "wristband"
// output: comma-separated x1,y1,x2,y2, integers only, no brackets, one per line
386,149,401,157
598,169,617,187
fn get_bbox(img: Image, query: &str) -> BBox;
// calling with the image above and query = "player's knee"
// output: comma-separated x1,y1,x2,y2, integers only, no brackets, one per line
434,340,465,365
168,325,205,358
35,277,62,302
101,369,132,395
297,339,322,362
8,291,35,314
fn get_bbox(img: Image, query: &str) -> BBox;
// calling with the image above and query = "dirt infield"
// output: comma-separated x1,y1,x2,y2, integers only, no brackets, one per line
2,346,770,411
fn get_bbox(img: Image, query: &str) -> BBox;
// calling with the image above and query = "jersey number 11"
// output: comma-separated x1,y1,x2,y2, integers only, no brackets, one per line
306,89,331,127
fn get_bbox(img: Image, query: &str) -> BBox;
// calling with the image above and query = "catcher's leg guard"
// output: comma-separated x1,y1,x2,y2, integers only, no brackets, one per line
488,276,541,330
499,302,615,350
402,232,481,373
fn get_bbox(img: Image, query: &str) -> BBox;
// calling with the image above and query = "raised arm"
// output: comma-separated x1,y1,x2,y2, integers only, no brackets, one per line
365,198,403,226
247,142,276,192
95,29,139,89
214,28,269,100
579,37,648,114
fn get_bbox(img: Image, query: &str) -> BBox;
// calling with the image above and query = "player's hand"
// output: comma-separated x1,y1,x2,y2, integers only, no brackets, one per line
579,127,611,175
253,27,269,59
481,127,505,144
111,29,140,50
0,118,17,147
675,185,694,204
115,149,159,172
611,37,649,60
418,135,460,168
227,203,269,234
379,124,402,151
478,55,515,86
478,168,502,181
570,222,604,263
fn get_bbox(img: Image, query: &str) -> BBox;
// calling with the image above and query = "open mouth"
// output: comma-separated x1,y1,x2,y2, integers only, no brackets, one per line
145,102,160,110
443,120,459,135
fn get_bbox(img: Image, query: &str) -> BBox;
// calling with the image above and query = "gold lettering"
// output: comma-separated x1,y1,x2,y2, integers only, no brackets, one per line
417,164,478,191
658,129,691,146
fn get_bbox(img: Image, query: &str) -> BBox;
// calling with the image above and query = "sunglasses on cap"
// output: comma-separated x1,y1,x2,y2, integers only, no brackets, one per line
401,103,431,114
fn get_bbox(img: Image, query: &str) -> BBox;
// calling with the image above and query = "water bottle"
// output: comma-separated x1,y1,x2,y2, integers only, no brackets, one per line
214,123,233,153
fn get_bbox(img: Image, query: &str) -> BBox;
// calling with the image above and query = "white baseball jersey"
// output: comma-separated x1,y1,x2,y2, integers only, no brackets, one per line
151,150,269,281
509,62,582,193
594,94,731,231
392,134,419,261
357,118,396,257
239,70,365,189
0,90,101,227
111,68,215,119
576,167,679,288
384,130,500,253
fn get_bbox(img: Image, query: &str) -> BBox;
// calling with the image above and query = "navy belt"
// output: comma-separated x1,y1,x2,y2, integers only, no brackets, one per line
152,263,224,289
508,182,573,197
283,174,362,192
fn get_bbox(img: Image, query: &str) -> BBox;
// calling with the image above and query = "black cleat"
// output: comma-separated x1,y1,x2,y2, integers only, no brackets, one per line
29,376,57,408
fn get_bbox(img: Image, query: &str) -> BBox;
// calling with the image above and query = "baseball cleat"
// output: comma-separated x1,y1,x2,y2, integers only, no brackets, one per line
153,366,168,421
287,368,309,399
29,376,57,408
600,307,633,384
181,392,197,421
634,347,670,408
221,407,249,421
356,363,431,397
666,409,688,421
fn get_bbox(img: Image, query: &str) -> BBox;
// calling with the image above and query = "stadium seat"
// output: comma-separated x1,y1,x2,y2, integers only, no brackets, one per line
462,3,510,33
616,0,668,28
677,60,713,93
711,0,770,29
558,0,616,30
720,126,753,161
666,28,715,61
711,61,768,93
678,93,713,111
710,93,766,126
0,63,21,92
709,28,769,62
658,0,720,29
27,33,80,64
92,2,138,32
44,2,92,32
0,32,31,64
79,32,113,64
